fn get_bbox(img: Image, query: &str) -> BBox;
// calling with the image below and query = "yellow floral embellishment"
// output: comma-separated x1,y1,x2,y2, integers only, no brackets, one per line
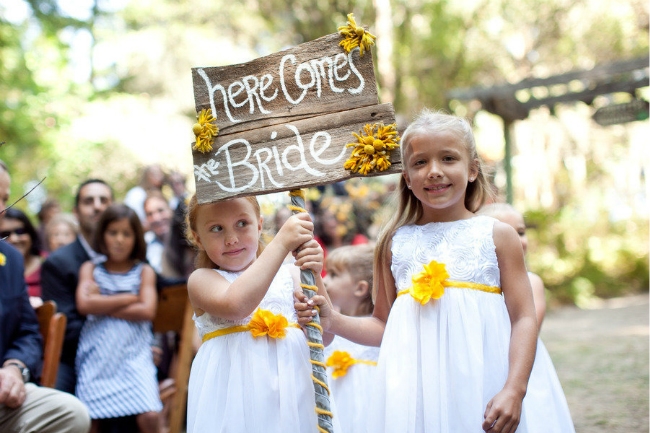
326,350,377,378
338,13,376,57
344,122,400,175
327,350,356,379
0,252,6,266
248,308,290,339
410,260,449,305
192,108,218,154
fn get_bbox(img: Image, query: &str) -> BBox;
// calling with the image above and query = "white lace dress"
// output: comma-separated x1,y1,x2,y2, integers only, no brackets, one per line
187,264,325,433
368,216,574,433
324,336,379,433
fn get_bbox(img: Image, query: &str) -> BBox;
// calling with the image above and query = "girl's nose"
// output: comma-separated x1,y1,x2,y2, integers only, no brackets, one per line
427,161,443,178
225,234,238,245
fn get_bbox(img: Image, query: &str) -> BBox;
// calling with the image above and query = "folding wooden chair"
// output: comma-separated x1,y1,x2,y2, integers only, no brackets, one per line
35,300,67,388
153,283,194,433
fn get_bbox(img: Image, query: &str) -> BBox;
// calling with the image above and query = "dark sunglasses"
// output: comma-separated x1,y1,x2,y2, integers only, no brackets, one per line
0,227,27,238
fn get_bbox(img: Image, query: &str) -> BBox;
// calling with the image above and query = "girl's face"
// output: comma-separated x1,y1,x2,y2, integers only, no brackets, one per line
498,211,528,254
192,198,262,272
323,265,359,316
104,218,135,264
402,131,478,223
0,217,31,258
48,222,77,252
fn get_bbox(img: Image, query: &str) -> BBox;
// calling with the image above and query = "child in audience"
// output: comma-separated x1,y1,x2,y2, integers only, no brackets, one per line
75,204,162,433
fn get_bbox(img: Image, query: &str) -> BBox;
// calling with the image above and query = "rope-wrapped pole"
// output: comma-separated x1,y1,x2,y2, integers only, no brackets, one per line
289,189,334,433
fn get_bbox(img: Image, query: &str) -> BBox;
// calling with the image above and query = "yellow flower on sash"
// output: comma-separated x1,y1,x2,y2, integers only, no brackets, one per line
337,13,376,57
410,260,449,305
0,252,6,266
326,350,356,379
192,108,218,154
248,308,290,339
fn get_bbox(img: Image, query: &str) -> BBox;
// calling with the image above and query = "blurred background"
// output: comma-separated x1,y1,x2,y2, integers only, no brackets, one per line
0,0,648,307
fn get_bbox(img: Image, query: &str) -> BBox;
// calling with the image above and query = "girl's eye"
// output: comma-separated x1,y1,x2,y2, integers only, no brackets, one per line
442,155,456,162
236,220,248,228
209,225,222,233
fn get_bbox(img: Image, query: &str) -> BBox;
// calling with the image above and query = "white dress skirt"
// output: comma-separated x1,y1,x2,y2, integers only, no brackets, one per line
324,336,380,433
368,216,574,433
187,264,340,433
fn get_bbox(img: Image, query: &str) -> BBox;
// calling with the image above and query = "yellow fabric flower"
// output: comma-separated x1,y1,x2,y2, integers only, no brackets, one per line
0,252,6,266
326,350,356,379
337,13,376,57
344,123,400,175
410,260,450,305
192,108,219,154
248,308,290,339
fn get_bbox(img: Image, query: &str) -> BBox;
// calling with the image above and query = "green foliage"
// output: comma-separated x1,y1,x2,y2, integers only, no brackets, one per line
525,207,649,306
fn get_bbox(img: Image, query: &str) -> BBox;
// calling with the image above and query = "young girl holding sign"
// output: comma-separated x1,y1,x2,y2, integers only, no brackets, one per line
297,109,547,433
184,194,338,433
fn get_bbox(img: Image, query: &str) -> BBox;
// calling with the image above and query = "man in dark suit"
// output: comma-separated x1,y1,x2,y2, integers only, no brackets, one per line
0,160,90,432
41,178,113,393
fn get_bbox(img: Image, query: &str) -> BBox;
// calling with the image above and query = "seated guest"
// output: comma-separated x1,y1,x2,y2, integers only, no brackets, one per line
45,212,79,253
0,207,44,309
143,191,172,274
0,159,90,433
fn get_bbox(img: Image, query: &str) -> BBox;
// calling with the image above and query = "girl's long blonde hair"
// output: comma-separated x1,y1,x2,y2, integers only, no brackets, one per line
185,194,266,269
372,109,494,304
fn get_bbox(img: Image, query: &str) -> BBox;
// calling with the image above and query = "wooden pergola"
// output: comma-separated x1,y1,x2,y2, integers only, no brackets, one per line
447,55,649,203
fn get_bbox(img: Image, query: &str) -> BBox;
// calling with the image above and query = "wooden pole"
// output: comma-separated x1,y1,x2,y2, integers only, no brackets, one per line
289,189,334,433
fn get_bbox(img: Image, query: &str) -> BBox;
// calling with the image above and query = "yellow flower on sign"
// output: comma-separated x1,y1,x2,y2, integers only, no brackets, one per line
0,252,6,266
192,108,219,154
344,123,400,175
337,13,376,57
326,350,356,379
410,260,449,305
248,308,290,339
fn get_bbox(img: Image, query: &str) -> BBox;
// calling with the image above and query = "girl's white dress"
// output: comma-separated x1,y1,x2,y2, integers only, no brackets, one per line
369,216,575,433
325,336,379,433
187,264,329,433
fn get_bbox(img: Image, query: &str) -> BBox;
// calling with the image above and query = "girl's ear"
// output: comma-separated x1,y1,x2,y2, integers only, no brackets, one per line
402,172,411,189
354,280,370,298
258,216,264,235
468,158,479,182
191,230,205,251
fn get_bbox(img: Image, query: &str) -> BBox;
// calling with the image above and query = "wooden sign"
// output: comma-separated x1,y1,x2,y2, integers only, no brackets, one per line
191,32,400,203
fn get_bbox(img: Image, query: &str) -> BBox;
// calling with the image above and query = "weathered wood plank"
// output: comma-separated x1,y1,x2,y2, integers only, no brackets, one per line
192,33,378,136
193,103,400,203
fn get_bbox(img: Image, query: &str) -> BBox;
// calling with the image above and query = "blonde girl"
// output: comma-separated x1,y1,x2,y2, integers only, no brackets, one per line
184,195,339,433
322,244,379,433
297,109,539,433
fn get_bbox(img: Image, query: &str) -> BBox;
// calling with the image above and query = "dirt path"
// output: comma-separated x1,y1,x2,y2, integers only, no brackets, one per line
540,293,649,432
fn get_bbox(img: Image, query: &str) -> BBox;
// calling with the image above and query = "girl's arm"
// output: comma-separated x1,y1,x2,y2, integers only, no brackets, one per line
295,245,393,347
109,264,158,322
528,272,546,332
482,221,538,433
188,213,314,321
76,261,139,316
